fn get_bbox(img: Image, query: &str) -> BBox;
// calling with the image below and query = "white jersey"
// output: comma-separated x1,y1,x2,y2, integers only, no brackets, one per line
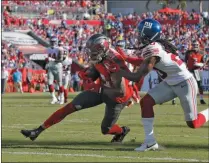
141,42,192,85
62,57,72,75
47,46,61,62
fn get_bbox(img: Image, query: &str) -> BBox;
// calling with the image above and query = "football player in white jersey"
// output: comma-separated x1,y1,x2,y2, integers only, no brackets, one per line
61,49,72,103
46,36,64,104
118,19,209,151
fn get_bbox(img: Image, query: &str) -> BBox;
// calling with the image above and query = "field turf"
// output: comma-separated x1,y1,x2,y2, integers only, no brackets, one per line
2,93,209,162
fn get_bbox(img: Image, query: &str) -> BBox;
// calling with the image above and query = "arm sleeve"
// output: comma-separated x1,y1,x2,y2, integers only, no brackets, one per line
118,63,148,82
115,46,144,66
125,56,144,66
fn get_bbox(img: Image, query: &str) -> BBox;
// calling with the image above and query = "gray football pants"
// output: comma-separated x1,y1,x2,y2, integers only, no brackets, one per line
71,91,127,134
148,76,198,121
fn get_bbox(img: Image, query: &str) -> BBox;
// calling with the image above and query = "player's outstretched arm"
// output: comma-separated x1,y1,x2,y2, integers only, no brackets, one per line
118,57,157,82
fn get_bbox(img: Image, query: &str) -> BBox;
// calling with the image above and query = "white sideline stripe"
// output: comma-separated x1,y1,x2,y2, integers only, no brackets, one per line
2,151,208,162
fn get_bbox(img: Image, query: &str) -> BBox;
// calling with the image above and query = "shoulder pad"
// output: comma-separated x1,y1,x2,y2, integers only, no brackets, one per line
142,42,162,59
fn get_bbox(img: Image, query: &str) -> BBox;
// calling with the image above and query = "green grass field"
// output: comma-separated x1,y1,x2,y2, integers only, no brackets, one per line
2,93,209,162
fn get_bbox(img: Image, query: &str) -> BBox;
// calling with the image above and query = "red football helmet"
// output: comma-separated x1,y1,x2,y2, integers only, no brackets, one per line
86,34,110,64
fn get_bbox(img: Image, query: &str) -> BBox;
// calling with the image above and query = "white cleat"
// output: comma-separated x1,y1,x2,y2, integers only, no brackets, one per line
134,142,159,152
58,97,64,105
58,100,64,105
57,95,61,101
50,98,58,104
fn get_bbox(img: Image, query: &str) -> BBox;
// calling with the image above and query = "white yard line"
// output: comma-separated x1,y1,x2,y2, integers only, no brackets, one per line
2,151,208,162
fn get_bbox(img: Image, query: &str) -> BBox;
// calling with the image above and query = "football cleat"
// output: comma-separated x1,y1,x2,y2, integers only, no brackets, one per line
50,98,58,104
111,126,130,143
57,95,61,101
58,96,65,105
172,99,176,105
200,99,206,105
58,100,64,105
20,129,41,141
134,142,159,152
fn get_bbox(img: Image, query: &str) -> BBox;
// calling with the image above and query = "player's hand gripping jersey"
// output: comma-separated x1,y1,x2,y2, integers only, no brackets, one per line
142,42,192,85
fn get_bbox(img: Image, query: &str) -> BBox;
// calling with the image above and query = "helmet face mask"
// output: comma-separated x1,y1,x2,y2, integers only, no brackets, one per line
50,41,56,47
86,34,110,64
50,37,58,47
192,42,200,51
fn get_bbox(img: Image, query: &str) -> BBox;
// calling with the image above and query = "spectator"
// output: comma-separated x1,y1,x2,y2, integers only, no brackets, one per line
12,68,23,93
1,66,9,94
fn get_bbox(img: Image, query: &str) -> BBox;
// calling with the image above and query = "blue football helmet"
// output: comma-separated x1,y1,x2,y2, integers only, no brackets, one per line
137,19,162,45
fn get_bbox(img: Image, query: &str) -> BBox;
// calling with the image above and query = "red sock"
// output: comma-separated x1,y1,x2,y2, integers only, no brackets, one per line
64,89,68,100
140,94,155,118
59,86,64,93
49,85,54,93
107,124,123,135
43,103,76,129
192,113,206,128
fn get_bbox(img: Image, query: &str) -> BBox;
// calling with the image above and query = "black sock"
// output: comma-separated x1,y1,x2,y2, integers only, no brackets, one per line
37,126,45,132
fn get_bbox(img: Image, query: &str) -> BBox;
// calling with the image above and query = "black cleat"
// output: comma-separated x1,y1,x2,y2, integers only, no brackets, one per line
200,99,206,105
21,129,41,141
111,126,130,143
172,99,176,105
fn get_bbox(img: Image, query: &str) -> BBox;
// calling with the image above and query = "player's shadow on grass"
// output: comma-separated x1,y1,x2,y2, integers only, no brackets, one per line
2,139,208,151
1,139,135,151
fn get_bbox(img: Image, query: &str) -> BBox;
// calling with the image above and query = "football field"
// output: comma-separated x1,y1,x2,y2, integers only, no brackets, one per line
2,93,209,162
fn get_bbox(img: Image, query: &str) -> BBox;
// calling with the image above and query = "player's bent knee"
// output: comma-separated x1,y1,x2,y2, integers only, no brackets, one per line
186,121,195,129
140,94,155,107
140,94,156,118
101,126,109,135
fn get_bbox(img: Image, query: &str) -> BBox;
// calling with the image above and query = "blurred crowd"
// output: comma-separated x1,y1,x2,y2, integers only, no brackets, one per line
2,0,209,93
1,41,27,69
3,0,105,20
